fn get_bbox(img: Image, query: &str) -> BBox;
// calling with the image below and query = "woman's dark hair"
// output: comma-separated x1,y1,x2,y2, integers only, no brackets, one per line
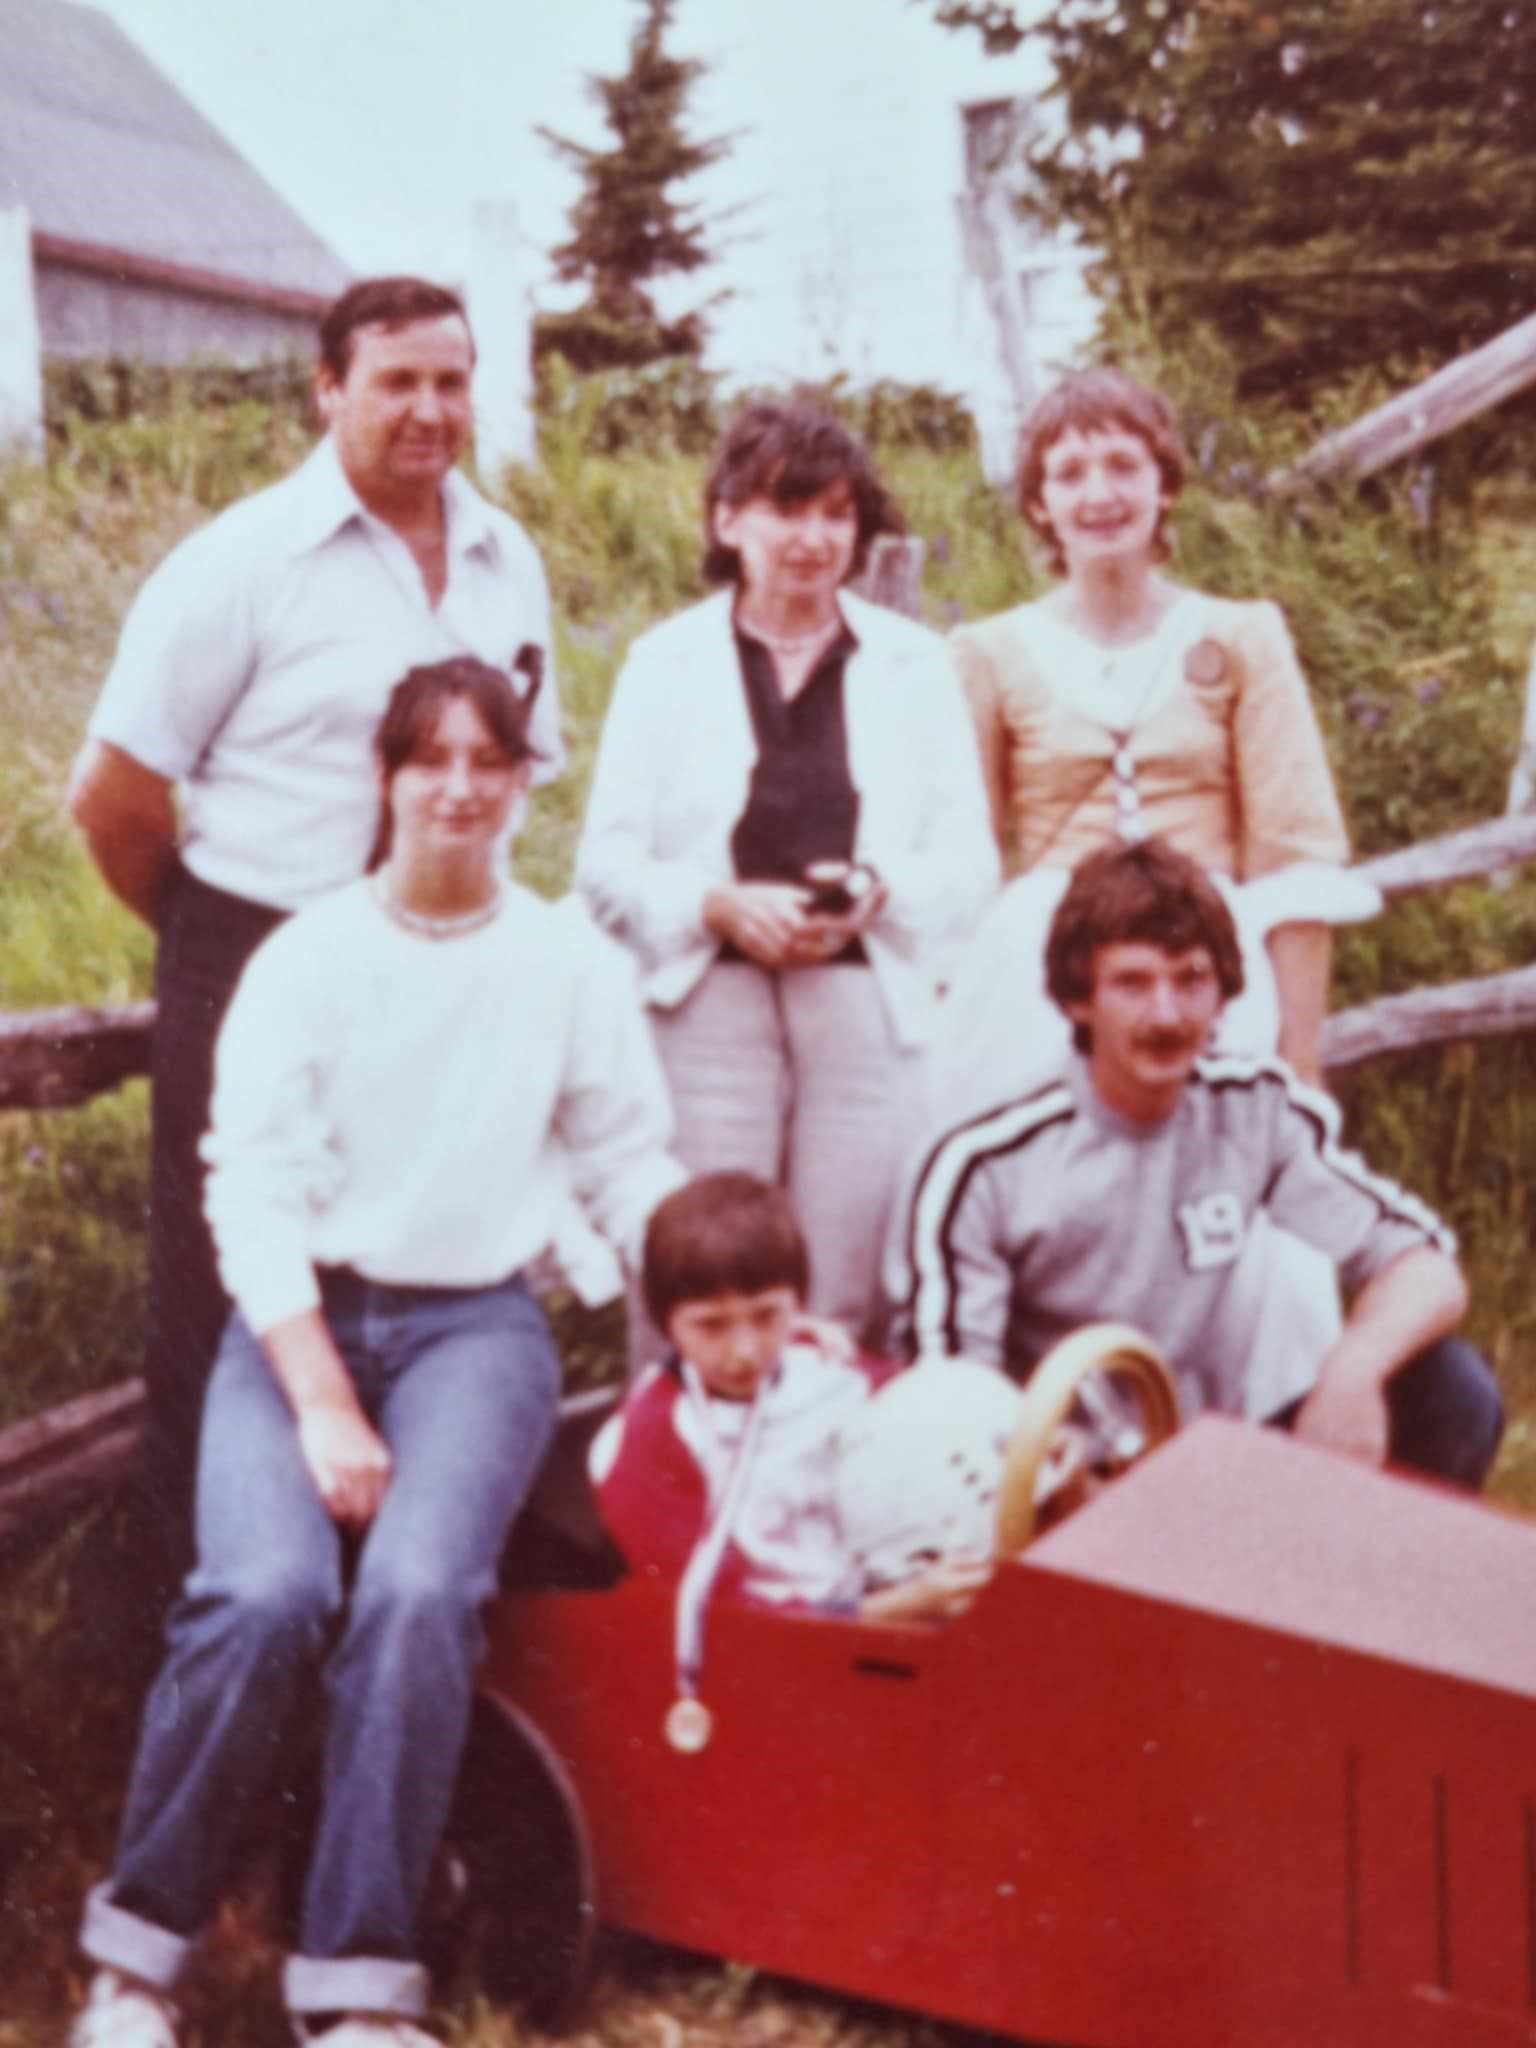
1044,838,1244,1049
367,656,540,871
702,401,904,585
318,276,470,384
643,1172,811,1333
1015,368,1187,576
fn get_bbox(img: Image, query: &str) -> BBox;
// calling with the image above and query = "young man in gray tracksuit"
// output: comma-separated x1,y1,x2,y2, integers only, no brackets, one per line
889,838,1501,1487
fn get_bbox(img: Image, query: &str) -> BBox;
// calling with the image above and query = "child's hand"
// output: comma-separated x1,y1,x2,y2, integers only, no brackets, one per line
859,1554,993,1627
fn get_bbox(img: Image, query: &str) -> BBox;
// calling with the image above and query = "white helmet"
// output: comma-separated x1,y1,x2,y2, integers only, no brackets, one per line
834,1358,1023,1589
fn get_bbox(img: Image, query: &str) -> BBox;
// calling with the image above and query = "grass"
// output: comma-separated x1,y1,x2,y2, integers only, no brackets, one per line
7,388,1536,2041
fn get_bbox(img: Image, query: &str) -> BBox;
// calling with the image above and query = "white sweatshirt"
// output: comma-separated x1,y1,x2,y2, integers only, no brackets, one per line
202,878,683,1335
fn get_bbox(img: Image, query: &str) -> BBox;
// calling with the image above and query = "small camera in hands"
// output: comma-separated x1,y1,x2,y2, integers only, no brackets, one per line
802,859,879,916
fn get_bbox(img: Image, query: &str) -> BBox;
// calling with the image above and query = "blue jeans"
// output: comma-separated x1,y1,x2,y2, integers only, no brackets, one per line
81,1269,559,2019
1269,1334,1504,1490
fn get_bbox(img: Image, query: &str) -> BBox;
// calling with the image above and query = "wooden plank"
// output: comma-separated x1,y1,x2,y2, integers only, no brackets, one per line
0,1379,617,1561
1272,308,1536,493
1321,966,1536,1074
850,534,926,618
0,1000,154,1110
0,1379,144,1551
1505,633,1536,818
1356,813,1536,899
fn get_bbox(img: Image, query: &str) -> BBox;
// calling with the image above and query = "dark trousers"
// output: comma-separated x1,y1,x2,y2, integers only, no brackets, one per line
1268,1335,1504,1491
143,863,287,1581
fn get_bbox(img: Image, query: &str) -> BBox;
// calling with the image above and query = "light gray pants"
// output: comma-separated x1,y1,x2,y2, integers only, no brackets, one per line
643,960,921,1362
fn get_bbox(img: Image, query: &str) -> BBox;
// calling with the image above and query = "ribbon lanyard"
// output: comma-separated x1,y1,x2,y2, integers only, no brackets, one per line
665,1364,772,1754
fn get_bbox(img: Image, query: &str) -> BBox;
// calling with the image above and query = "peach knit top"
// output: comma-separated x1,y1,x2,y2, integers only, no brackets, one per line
952,591,1349,882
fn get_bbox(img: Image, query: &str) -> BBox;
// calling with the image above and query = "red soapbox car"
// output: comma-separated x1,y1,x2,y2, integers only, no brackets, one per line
431,1332,1536,2048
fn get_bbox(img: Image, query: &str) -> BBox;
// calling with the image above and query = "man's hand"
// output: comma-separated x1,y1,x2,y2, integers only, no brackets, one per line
1292,1374,1390,1466
1294,1246,1468,1469
66,739,178,927
296,1400,394,1528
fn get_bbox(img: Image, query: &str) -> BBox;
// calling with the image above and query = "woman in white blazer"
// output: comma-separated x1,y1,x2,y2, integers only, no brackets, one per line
577,402,998,1346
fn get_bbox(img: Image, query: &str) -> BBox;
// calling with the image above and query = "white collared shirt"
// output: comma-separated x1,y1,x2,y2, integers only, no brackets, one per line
88,437,563,909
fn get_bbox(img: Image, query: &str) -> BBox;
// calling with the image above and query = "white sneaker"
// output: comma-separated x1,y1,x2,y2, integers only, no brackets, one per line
69,1969,179,2048
296,2019,440,2048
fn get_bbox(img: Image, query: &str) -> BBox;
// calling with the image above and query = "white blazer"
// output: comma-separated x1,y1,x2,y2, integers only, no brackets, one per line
575,588,999,1049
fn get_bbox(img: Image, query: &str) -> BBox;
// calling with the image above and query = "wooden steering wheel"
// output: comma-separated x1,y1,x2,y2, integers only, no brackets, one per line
993,1323,1180,1556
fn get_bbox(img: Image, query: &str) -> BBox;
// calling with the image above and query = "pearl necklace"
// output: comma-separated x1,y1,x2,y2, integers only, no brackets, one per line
372,873,504,940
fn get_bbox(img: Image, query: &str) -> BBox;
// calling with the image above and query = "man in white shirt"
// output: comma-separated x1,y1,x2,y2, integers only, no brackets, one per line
68,276,562,1577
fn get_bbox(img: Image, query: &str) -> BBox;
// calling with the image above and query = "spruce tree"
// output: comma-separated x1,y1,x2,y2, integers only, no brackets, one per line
924,0,1536,405
537,0,732,372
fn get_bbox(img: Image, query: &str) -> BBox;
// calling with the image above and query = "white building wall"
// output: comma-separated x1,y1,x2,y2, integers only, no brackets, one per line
0,206,42,455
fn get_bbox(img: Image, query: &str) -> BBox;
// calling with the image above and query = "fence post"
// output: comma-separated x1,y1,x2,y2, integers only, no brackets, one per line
1504,622,1536,821
852,535,927,618
467,199,535,480
0,204,43,459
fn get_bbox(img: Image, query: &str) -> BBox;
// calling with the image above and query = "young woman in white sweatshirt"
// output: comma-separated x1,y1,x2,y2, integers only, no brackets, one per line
73,656,680,2048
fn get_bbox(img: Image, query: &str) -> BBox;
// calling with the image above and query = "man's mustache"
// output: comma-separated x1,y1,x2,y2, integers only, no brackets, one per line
1132,1029,1200,1057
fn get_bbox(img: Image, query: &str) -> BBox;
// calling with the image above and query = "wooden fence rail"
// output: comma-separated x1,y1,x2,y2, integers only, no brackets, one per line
0,1379,145,1554
0,1377,617,1568
0,999,154,1111
4,813,1535,1110
1270,305,1536,495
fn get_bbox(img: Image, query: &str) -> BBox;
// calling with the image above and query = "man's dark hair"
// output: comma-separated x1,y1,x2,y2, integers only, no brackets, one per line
367,655,541,870
702,401,904,585
643,1172,810,1333
319,277,471,384
1044,838,1245,1043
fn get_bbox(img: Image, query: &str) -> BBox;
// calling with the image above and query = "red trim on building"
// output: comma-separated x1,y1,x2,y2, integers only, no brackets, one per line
32,232,336,319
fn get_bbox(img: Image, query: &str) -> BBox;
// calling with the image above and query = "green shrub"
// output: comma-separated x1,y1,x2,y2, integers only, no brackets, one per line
533,352,723,457
783,372,979,454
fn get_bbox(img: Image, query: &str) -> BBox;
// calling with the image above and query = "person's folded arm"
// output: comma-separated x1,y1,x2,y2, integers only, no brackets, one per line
1295,1245,1468,1465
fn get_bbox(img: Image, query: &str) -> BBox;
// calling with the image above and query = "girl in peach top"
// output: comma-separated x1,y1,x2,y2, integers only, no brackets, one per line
931,369,1376,1113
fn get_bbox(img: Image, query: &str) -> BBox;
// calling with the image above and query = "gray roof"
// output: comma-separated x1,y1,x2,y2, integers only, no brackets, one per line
0,0,350,301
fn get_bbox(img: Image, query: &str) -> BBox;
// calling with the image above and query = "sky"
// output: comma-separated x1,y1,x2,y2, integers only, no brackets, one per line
85,0,1062,389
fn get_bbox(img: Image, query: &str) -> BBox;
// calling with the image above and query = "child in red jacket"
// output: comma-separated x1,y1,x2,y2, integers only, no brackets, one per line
590,1173,1003,1624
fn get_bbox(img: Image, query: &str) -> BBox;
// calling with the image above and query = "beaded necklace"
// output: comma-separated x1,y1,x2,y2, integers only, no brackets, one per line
371,873,504,940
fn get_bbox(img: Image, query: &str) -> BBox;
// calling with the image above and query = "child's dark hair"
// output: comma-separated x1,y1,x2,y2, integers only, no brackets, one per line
367,656,541,870
643,1173,810,1332
1044,838,1245,1049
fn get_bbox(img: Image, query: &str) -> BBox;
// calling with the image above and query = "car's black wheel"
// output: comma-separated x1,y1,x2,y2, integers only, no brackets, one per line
421,1691,597,2027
